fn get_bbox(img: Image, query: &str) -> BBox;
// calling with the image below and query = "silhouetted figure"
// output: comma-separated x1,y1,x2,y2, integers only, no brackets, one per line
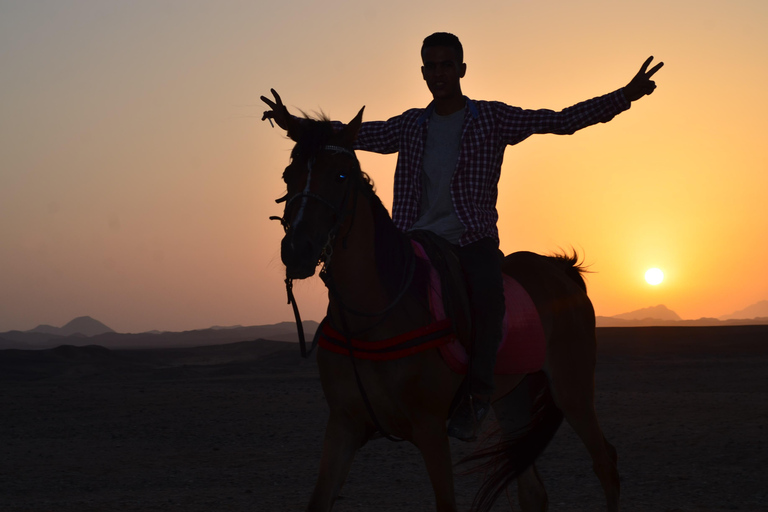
262,32,663,441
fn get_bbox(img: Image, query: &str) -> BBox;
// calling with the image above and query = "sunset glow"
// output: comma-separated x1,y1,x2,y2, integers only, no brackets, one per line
1,1,767,332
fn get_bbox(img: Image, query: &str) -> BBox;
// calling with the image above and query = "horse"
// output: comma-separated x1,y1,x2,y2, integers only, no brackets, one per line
272,108,620,512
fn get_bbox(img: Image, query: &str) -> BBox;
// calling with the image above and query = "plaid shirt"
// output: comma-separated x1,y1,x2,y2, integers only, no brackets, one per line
353,89,630,246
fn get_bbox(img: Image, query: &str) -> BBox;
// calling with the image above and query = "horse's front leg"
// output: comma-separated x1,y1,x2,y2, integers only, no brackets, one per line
413,424,457,512
307,412,368,512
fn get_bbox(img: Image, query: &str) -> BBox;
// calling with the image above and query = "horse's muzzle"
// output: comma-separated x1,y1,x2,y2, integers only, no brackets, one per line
281,229,322,279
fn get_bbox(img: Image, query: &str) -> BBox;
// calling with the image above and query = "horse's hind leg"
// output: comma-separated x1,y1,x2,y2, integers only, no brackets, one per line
547,333,620,511
307,412,368,512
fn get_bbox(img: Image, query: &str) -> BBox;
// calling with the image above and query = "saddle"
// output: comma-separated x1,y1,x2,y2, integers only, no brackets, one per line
410,235,547,376
316,234,546,375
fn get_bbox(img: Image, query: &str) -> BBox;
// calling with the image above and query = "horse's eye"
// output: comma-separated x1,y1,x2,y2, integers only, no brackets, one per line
336,173,347,182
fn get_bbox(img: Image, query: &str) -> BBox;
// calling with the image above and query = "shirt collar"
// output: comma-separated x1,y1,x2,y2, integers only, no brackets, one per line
417,97,478,125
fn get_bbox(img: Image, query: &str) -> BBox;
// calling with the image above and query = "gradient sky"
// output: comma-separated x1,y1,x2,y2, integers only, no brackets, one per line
2,0,767,333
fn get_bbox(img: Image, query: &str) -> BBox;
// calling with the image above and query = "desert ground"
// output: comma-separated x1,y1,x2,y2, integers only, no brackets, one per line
1,326,766,511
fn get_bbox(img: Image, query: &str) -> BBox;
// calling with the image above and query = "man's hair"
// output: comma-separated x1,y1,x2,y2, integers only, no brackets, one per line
421,32,463,63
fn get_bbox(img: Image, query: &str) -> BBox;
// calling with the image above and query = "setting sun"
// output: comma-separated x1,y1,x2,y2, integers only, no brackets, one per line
645,268,664,286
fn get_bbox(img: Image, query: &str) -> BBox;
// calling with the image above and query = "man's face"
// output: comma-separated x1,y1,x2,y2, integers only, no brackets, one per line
421,46,466,100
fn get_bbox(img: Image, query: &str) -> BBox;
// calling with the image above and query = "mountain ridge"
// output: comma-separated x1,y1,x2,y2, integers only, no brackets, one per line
6,299,768,349
1,320,318,351
596,300,768,327
720,300,768,320
611,304,681,322
595,316,768,327
29,316,114,337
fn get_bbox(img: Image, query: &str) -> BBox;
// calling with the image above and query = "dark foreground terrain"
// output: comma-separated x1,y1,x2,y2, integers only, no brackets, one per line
1,326,766,511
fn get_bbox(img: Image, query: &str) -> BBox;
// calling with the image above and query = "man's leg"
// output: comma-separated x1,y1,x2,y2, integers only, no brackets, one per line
447,237,505,440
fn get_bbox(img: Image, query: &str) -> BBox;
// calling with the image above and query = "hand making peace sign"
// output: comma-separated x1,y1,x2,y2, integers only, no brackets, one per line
260,89,291,131
624,56,664,102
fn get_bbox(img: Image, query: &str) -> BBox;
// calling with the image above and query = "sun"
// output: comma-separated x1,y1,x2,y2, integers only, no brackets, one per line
645,268,664,285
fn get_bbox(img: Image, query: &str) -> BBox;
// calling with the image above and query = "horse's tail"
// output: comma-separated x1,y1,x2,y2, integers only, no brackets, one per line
547,249,590,293
459,371,563,512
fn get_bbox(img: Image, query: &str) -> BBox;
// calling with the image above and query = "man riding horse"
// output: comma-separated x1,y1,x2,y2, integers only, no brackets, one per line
262,32,662,441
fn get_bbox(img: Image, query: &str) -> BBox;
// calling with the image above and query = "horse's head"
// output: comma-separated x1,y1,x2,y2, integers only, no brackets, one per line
276,107,365,279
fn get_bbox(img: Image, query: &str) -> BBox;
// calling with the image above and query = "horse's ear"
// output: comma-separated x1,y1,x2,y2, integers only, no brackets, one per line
340,106,365,146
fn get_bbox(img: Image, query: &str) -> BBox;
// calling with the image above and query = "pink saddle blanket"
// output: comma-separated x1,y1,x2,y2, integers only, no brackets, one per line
412,241,546,375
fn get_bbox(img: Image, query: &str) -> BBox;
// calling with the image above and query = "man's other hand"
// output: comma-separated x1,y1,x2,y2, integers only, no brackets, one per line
261,89,291,130
624,57,664,102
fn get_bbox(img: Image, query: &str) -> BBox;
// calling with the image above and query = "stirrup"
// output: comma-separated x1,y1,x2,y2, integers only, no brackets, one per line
447,394,490,442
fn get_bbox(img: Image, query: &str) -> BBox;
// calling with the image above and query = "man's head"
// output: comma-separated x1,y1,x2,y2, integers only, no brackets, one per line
421,32,466,104
421,32,463,64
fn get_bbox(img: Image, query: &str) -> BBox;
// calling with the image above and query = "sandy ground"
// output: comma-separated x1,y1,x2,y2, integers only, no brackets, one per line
1,327,766,511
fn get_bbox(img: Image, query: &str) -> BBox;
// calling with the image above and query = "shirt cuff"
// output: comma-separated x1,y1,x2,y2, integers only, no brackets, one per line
614,88,632,111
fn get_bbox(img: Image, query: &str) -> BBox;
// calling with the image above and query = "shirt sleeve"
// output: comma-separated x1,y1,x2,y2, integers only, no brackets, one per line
354,115,405,154
496,89,631,145
330,114,404,154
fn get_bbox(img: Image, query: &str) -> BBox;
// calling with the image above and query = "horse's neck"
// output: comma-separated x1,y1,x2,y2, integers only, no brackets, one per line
325,192,415,334
326,192,388,309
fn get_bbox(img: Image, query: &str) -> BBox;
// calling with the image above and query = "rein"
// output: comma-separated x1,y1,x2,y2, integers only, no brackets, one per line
270,144,357,357
319,237,415,320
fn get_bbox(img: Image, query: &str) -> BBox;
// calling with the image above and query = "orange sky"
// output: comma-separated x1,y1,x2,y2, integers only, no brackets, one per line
1,1,767,333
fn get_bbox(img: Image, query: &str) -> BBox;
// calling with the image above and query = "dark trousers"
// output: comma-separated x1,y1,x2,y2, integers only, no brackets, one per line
455,237,505,398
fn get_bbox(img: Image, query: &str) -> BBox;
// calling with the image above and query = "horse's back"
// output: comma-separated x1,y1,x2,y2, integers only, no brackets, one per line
503,251,588,300
502,251,596,342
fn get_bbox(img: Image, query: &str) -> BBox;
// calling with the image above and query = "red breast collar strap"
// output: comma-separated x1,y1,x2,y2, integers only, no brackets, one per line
318,318,455,360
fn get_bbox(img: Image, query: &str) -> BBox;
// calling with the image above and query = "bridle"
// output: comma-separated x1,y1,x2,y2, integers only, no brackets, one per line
271,144,358,267
269,144,360,349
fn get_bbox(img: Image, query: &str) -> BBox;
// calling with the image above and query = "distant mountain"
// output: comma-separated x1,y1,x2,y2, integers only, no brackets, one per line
720,300,768,320
29,316,115,337
1,320,319,350
596,315,768,327
27,324,63,335
612,304,681,322
598,316,709,327
595,301,768,327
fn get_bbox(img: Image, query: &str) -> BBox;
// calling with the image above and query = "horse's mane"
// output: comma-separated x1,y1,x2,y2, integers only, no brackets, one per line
288,114,334,163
